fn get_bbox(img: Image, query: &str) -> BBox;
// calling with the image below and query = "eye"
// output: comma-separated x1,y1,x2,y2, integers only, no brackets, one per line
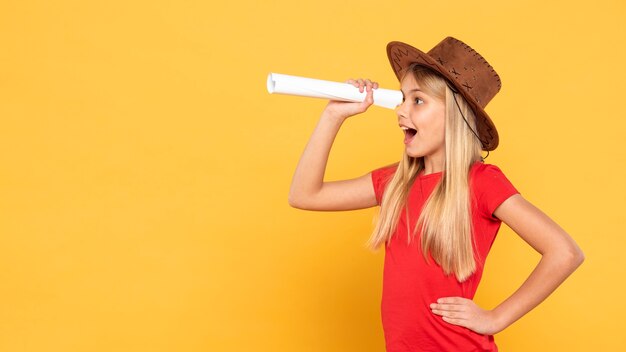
414,98,424,105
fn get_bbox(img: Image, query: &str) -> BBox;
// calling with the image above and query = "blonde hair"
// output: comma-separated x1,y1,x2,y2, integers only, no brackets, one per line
366,63,484,282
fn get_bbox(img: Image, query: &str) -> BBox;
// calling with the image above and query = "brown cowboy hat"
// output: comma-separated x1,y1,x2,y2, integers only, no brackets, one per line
387,37,502,151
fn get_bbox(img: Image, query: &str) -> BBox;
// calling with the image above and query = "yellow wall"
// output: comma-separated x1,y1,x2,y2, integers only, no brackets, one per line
1,0,624,350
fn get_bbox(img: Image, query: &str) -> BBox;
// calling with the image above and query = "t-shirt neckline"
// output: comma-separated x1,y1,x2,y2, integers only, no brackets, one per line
418,170,443,178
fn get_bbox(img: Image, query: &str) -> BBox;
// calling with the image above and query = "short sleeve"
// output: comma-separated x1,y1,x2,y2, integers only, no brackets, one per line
370,162,399,205
472,163,521,221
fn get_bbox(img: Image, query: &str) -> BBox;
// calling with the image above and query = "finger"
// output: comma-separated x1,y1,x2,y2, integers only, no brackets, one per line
437,297,465,304
365,86,374,102
442,316,467,326
431,308,446,316
431,308,468,318
347,79,360,88
347,79,359,88
431,303,466,312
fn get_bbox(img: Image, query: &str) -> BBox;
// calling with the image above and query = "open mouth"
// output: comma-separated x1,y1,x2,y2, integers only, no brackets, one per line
404,128,417,144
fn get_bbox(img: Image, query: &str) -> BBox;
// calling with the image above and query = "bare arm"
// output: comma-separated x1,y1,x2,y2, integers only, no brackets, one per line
288,78,380,211
489,194,585,332
430,194,585,335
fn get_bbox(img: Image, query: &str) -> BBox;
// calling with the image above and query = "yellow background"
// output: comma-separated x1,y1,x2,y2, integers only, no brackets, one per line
1,0,624,351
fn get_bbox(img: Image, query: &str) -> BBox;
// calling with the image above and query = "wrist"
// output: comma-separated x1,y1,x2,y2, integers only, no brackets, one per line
321,110,347,125
490,307,510,334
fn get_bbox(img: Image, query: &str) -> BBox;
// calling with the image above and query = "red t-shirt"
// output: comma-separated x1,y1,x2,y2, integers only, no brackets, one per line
370,161,520,352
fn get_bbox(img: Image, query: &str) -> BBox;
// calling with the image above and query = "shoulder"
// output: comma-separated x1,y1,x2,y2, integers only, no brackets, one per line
470,161,518,194
370,162,400,203
371,161,399,181
469,161,521,219
470,161,508,183
470,161,504,175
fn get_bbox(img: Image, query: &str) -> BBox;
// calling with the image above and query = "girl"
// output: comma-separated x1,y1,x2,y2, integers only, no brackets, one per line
288,37,584,352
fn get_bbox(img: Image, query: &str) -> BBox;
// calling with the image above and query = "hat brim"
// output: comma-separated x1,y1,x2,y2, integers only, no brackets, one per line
387,41,499,151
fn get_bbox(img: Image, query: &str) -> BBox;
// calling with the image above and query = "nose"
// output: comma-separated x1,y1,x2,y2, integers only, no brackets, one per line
395,99,408,119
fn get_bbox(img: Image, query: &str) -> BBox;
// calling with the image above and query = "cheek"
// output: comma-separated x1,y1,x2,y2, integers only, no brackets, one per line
417,111,445,138
436,117,446,138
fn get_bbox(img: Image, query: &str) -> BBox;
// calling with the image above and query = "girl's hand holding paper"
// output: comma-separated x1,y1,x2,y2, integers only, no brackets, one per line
323,78,379,120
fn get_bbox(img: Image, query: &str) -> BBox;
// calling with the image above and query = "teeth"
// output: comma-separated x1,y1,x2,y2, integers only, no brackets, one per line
401,127,409,130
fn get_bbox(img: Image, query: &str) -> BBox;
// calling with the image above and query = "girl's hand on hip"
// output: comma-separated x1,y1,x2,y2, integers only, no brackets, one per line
430,297,502,335
323,78,378,120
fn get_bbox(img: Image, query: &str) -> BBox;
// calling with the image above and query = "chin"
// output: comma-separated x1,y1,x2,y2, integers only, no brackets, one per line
405,144,438,159
404,147,425,158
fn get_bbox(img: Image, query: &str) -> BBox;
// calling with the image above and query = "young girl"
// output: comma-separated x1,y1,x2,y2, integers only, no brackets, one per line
288,37,584,352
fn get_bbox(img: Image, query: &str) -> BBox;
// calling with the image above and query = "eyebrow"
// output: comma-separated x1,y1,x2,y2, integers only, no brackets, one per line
400,88,423,94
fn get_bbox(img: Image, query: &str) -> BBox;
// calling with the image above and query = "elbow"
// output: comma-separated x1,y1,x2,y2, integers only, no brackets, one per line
289,188,318,210
288,199,300,209
572,247,585,267
288,195,299,208
544,245,585,271
563,246,585,269
288,189,299,208
288,194,307,210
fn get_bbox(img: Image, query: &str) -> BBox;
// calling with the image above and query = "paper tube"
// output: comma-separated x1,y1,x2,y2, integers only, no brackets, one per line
266,72,402,110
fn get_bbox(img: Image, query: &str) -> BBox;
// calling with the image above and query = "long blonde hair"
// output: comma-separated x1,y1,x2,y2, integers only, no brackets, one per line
366,63,484,282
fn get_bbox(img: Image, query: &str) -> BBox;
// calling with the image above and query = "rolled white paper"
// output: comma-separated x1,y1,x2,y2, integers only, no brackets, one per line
267,72,402,110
